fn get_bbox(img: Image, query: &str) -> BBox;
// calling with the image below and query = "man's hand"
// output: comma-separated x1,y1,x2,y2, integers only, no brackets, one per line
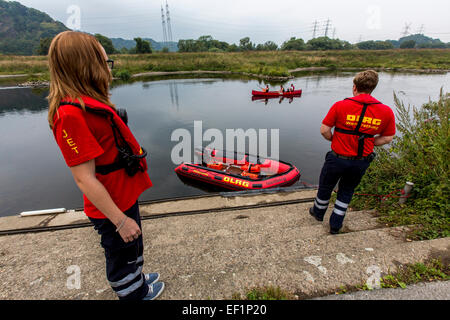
320,124,333,141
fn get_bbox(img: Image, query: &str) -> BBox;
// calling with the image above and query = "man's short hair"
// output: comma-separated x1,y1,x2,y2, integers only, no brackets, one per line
353,70,379,93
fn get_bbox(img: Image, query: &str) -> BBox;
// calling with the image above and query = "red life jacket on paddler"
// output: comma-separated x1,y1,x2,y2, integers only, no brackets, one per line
58,99,148,177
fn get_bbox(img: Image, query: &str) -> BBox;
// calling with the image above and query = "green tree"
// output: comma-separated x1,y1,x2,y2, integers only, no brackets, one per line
306,37,352,50
37,37,52,55
400,40,416,49
239,37,254,51
261,41,278,51
281,37,305,51
227,44,239,52
95,33,116,54
357,40,394,50
177,36,229,52
134,37,152,53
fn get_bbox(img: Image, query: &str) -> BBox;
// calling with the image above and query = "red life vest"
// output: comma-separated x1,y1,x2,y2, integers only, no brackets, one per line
333,98,381,158
59,98,148,176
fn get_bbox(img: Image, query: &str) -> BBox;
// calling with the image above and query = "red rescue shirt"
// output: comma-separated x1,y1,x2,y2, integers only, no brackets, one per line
322,94,396,157
52,96,152,219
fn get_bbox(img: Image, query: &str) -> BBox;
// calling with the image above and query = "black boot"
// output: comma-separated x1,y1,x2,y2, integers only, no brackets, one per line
309,207,323,222
330,228,340,235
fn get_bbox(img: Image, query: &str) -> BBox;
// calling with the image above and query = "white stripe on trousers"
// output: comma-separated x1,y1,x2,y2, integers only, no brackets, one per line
335,200,349,209
116,275,144,297
109,264,143,288
333,208,347,216
315,197,330,205
314,200,329,210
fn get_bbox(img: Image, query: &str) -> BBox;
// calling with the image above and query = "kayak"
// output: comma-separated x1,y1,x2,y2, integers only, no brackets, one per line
252,95,301,101
252,89,302,97
174,148,301,191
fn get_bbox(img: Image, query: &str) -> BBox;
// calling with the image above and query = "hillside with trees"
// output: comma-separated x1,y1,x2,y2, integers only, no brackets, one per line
0,0,69,55
0,0,448,56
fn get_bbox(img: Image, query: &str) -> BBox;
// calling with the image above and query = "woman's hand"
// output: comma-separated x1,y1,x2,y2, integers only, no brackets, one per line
69,159,142,243
117,217,142,243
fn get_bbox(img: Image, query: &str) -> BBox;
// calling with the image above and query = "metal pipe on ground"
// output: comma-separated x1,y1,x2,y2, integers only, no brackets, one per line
399,181,414,204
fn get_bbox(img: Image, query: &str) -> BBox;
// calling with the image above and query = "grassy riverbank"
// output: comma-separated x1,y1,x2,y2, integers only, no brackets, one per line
1,49,449,81
352,90,449,240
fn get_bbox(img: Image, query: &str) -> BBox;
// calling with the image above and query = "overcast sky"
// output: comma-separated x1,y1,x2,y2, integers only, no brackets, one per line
15,0,450,44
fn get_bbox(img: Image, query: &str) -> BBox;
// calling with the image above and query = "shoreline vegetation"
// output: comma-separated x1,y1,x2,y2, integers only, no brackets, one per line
0,49,449,86
352,90,449,241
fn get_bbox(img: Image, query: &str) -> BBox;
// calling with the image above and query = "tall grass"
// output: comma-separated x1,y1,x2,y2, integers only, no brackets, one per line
1,49,449,79
352,90,450,240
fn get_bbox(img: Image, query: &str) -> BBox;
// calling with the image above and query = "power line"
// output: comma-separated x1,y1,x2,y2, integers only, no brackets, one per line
161,5,168,44
312,20,318,39
324,18,331,37
401,22,412,37
166,1,173,42
417,24,425,35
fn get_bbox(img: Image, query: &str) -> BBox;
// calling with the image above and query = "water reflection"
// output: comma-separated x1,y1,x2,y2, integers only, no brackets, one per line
169,82,179,109
0,87,48,115
251,95,302,105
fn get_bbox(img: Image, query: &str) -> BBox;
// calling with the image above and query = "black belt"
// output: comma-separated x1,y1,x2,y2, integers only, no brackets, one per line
331,151,370,161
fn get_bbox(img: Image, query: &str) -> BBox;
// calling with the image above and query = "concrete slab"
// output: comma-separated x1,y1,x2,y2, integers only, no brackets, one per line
0,189,317,234
0,195,448,300
314,281,450,300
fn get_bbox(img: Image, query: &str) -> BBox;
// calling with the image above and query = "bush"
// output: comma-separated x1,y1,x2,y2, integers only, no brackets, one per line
281,37,306,51
400,40,416,49
352,90,450,240
112,69,131,81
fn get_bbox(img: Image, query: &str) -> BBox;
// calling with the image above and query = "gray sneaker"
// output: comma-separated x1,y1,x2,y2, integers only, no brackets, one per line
142,281,165,300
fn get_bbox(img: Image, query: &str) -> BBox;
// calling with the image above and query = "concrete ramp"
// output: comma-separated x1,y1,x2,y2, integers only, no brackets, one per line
0,189,448,300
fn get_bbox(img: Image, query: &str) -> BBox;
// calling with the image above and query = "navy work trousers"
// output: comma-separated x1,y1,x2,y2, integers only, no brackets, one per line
312,151,371,230
89,201,149,300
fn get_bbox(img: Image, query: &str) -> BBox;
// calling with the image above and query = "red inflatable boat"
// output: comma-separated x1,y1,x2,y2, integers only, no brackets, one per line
252,89,302,97
175,148,301,191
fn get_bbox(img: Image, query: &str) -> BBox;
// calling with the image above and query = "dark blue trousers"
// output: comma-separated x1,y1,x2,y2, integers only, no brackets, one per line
89,201,149,300
313,151,371,230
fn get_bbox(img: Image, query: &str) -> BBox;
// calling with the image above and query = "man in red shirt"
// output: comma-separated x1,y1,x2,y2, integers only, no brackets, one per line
309,70,396,234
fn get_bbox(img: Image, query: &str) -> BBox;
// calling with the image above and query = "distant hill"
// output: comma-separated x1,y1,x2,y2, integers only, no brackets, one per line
388,34,448,49
0,0,69,55
111,37,178,52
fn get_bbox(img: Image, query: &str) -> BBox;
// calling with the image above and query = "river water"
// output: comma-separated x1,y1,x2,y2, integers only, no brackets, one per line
0,72,448,216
